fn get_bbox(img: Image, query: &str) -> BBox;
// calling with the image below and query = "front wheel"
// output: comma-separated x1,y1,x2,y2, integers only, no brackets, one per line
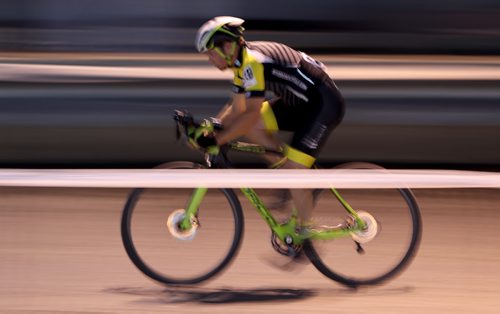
304,162,422,287
121,161,244,285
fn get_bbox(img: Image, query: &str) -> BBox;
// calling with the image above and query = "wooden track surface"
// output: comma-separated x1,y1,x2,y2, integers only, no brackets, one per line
1,187,499,313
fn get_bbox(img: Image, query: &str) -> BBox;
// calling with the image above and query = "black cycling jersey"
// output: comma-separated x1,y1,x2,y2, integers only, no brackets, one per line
231,41,345,165
232,41,332,106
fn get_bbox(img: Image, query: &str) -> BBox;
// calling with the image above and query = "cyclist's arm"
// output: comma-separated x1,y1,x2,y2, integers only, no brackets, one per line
216,102,231,121
217,93,245,125
215,60,265,145
215,96,264,145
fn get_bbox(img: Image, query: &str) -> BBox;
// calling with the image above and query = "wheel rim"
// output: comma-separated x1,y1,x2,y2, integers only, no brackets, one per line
306,163,421,286
121,162,244,285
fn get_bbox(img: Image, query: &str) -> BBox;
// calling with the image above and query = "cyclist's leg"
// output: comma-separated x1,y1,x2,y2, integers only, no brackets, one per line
245,89,344,224
244,98,286,166
245,98,318,222
280,81,345,226
280,149,315,224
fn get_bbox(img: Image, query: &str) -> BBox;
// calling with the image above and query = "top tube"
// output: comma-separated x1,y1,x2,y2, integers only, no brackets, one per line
228,141,278,155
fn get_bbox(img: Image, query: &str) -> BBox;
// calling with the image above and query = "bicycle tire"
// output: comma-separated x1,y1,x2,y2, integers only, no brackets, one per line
304,162,422,287
121,161,244,285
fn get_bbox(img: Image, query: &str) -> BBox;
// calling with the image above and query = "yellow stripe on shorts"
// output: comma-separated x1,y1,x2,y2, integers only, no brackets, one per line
260,101,278,133
284,145,316,168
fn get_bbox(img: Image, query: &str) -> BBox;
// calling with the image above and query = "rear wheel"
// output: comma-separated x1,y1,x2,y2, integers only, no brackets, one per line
121,161,244,285
304,162,422,287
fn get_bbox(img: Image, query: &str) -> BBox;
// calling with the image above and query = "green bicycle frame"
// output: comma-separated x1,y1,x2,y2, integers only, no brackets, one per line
180,185,365,246
241,187,366,244
178,140,365,245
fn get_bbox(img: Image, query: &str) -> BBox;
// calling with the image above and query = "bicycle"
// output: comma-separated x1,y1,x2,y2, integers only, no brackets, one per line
121,110,422,288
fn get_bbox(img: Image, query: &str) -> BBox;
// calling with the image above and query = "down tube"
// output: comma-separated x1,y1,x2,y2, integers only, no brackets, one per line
241,188,279,229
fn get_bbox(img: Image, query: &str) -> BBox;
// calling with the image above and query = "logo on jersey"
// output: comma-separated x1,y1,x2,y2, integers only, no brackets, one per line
242,65,257,88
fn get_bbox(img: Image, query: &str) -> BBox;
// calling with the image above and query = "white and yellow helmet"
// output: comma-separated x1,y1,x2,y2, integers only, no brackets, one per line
195,16,245,53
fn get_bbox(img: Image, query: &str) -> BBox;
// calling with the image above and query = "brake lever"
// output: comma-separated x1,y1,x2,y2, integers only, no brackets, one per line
173,110,196,141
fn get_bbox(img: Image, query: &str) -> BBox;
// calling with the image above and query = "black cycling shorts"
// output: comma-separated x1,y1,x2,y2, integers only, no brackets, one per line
268,78,345,161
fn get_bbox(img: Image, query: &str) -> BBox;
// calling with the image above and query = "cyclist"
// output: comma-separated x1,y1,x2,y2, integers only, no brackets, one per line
193,16,345,235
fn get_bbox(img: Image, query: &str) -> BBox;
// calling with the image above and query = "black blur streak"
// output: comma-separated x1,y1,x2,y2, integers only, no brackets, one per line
166,288,315,304
245,19,350,32
105,285,415,304
2,15,496,34
106,286,316,304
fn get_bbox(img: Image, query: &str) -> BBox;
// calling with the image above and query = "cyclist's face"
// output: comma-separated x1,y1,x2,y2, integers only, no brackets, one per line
206,49,228,70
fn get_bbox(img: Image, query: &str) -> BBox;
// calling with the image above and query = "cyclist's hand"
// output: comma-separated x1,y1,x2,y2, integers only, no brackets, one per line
196,133,219,155
186,118,220,155
196,133,216,148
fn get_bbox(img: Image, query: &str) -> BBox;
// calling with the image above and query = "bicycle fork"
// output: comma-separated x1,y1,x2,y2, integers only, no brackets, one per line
179,187,208,231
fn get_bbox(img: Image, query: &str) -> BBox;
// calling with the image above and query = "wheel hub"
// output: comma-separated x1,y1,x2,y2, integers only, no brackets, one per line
350,211,379,244
166,209,199,241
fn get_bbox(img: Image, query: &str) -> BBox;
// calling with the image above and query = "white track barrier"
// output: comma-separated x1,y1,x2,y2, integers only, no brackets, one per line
0,169,499,189
2,62,500,82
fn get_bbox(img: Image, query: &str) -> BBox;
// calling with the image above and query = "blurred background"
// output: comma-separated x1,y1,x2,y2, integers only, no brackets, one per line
0,0,499,168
